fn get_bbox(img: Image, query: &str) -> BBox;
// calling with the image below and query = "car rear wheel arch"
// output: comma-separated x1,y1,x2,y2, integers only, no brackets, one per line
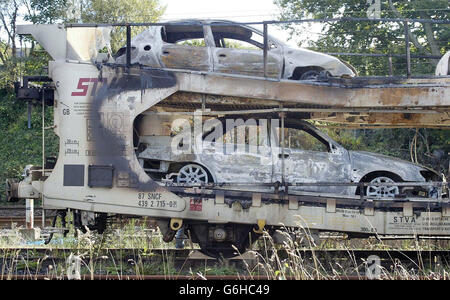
289,66,325,80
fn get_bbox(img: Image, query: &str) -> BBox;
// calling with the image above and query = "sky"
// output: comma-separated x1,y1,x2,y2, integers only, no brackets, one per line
7,0,304,47
159,0,298,46
160,0,280,21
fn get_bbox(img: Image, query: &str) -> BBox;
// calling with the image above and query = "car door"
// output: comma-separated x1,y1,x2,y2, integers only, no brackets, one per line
160,24,212,71
200,121,273,185
209,24,283,78
273,125,351,194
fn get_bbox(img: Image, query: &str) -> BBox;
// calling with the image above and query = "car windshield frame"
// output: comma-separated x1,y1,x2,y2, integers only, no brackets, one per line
277,120,345,153
208,21,283,50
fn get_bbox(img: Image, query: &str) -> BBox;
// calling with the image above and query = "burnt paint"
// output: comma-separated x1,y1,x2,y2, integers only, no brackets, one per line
90,66,177,191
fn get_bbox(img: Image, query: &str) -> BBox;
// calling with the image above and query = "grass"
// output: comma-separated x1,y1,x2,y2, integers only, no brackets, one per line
0,216,450,280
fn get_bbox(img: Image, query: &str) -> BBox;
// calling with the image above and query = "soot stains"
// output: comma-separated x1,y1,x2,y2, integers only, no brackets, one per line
90,66,177,191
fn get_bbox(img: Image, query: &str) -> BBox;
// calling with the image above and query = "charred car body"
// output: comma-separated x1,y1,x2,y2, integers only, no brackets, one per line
115,19,356,80
137,117,442,199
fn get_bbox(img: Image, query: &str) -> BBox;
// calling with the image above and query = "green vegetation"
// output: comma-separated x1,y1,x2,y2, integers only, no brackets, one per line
319,125,450,174
274,0,449,76
1,221,449,279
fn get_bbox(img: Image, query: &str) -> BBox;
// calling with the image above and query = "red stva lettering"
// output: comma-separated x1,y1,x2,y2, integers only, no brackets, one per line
71,78,106,96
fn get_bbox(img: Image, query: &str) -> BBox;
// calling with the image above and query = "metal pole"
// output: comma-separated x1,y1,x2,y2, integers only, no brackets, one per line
41,88,45,226
42,205,45,228
27,102,32,129
388,56,393,76
126,24,132,67
280,108,285,184
404,20,411,78
26,199,34,229
263,22,268,78
42,89,45,177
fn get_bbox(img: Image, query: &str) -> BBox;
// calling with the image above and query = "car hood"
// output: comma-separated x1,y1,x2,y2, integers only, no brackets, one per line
349,150,442,182
351,150,414,164
283,46,356,77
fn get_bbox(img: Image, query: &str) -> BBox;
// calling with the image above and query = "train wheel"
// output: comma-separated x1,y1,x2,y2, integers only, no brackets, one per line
189,223,259,259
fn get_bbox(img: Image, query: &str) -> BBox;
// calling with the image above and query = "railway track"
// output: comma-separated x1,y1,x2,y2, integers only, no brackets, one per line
0,206,50,227
0,206,157,227
0,248,448,279
1,247,448,260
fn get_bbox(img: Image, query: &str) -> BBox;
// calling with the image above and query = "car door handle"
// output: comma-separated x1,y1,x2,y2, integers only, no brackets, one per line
278,154,289,158
219,54,226,58
162,51,170,55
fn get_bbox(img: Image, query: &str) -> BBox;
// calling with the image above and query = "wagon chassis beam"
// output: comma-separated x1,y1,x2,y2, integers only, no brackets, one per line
163,184,449,221
162,179,448,204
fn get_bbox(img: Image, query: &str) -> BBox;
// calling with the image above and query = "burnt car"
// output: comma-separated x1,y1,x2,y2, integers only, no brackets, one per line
115,19,356,80
137,118,443,199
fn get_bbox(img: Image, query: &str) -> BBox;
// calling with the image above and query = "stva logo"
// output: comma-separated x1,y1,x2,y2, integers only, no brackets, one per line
71,78,107,96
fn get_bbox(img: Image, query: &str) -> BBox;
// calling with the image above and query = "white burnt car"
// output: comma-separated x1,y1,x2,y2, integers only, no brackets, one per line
115,19,356,80
137,119,442,198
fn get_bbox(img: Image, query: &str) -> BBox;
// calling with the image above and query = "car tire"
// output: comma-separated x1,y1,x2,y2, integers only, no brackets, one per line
300,70,321,80
176,164,209,184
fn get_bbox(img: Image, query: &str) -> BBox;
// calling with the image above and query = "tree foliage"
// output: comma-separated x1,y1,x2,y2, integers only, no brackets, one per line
79,0,166,51
275,0,449,76
22,0,166,52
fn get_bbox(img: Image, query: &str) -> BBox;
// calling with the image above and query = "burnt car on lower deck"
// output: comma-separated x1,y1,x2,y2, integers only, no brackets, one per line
135,116,443,199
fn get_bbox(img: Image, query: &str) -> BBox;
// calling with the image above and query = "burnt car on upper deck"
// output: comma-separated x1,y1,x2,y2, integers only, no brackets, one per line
115,19,356,80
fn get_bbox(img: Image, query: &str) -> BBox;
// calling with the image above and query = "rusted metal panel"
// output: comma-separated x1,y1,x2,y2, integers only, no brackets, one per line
175,72,450,108
212,47,282,78
161,44,211,71
310,111,450,127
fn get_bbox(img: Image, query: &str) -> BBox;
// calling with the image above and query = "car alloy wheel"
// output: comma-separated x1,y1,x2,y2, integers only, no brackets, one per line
177,164,209,184
366,176,399,198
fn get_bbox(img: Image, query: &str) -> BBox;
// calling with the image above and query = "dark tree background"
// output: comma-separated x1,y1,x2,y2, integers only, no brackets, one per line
275,0,449,76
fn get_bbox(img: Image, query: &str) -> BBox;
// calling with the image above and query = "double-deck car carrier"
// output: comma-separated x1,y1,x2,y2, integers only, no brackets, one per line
6,20,450,257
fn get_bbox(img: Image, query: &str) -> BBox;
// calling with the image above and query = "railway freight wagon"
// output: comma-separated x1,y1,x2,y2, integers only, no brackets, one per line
6,23,450,258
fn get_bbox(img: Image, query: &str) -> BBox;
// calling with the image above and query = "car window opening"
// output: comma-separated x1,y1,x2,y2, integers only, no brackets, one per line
286,128,330,152
162,25,206,47
211,25,265,50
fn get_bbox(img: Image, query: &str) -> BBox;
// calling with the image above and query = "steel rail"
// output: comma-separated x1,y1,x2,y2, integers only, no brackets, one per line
161,181,446,188
325,52,443,60
142,108,444,116
1,248,449,258
64,17,450,27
